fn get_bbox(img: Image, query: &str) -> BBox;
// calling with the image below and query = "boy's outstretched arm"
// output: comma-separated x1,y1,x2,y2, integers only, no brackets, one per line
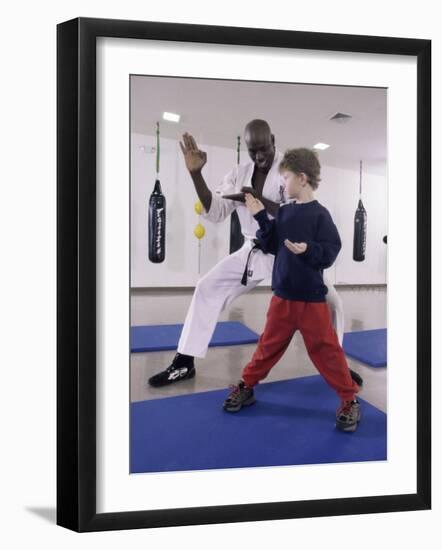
290,210,342,270
245,193,279,255
241,186,281,217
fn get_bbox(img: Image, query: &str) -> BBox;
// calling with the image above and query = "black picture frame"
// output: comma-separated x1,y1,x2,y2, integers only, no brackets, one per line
57,17,431,532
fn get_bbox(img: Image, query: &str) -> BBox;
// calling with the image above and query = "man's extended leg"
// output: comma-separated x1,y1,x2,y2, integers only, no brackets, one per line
177,250,260,358
323,273,344,345
323,274,363,388
148,245,261,387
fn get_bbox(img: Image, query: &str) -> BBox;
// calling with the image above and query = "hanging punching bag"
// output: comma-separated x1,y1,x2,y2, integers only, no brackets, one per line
148,122,166,263
353,160,367,262
229,136,245,254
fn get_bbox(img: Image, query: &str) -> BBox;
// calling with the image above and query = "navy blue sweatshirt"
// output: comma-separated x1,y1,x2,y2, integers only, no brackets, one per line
253,200,341,302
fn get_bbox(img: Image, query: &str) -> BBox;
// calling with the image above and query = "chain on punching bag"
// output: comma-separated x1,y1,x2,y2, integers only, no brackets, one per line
229,135,245,254
353,160,367,262
148,122,166,263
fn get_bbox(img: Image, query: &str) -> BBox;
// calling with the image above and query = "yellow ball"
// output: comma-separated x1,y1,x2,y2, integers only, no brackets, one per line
194,201,203,215
194,223,206,240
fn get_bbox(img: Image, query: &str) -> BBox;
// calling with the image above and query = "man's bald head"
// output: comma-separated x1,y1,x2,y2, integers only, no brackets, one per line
244,119,275,172
245,119,272,136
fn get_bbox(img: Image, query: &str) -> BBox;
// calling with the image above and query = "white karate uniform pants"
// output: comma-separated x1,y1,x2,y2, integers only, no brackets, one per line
177,247,344,358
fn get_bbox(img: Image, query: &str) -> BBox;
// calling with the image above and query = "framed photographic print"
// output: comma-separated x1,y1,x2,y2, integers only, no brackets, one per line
57,17,431,532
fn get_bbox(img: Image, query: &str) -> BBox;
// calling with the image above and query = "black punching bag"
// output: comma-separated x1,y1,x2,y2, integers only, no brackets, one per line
148,179,166,263
229,136,245,254
353,160,367,262
148,122,166,263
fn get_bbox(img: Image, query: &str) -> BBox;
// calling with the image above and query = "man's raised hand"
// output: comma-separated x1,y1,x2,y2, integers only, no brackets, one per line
179,132,207,174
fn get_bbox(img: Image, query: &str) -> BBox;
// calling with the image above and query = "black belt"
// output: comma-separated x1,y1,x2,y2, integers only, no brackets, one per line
241,239,264,286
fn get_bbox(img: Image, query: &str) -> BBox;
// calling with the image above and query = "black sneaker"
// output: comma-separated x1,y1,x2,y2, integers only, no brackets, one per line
148,353,195,387
223,381,256,412
336,399,361,432
349,369,363,388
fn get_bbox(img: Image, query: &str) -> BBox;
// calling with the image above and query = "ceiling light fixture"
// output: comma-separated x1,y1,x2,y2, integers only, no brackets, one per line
163,111,180,123
313,143,330,151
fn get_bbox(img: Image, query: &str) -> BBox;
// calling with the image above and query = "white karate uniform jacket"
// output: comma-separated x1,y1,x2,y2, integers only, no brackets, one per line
200,150,286,281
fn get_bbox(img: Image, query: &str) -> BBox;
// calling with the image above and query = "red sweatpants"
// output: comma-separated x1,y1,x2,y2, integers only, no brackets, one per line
242,295,359,402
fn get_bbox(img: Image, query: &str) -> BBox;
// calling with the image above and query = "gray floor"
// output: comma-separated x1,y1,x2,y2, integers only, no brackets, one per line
130,285,387,412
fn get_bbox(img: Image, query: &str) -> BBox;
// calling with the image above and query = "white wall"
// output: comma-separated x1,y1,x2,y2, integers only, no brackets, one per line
320,164,388,285
131,133,387,287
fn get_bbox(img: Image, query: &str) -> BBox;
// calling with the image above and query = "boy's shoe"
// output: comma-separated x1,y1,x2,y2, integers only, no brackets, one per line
349,369,363,388
336,399,361,432
223,381,256,412
148,353,195,387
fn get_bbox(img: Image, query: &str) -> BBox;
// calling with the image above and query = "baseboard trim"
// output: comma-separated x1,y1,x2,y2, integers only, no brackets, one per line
131,284,387,294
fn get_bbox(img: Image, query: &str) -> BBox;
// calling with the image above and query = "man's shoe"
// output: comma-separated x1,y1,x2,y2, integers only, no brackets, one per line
148,353,195,387
223,381,256,412
349,369,363,388
336,399,361,432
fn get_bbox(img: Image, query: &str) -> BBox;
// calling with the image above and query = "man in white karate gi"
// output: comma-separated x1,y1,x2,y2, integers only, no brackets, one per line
149,120,362,388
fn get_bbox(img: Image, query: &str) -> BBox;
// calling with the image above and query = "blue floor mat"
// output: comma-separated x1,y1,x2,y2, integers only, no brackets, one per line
130,375,387,473
343,329,387,368
131,321,259,353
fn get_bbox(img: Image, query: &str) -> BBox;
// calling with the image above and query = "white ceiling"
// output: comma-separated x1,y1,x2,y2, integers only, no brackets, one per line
131,75,387,175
